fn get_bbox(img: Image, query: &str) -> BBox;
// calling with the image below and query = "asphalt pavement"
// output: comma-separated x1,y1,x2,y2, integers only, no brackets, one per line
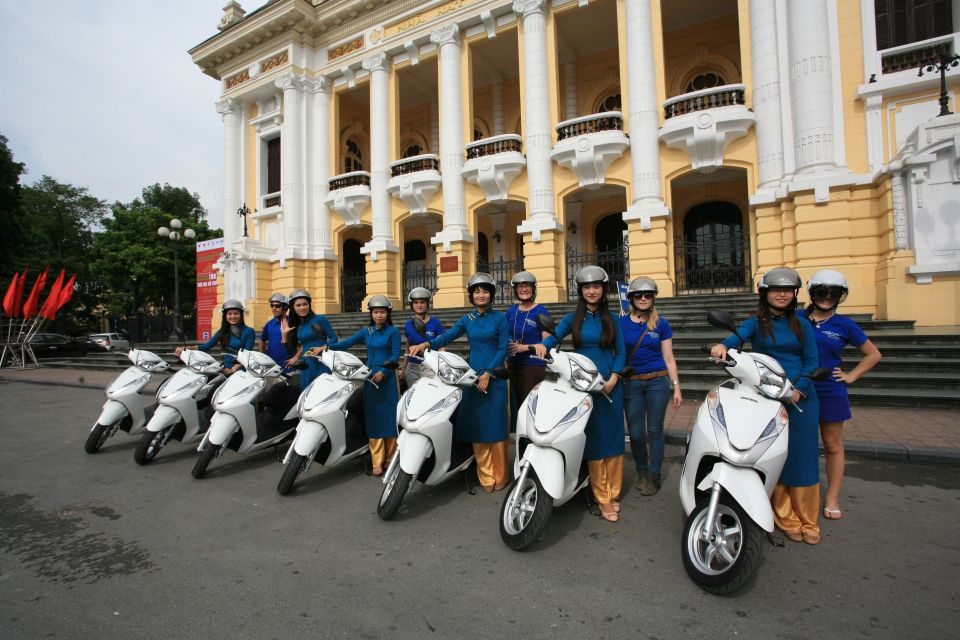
1,382,958,639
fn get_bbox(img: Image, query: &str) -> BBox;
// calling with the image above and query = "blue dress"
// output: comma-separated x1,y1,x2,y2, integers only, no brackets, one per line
198,325,256,369
543,311,626,461
296,314,337,390
800,311,868,422
428,309,509,443
723,315,820,487
330,325,402,439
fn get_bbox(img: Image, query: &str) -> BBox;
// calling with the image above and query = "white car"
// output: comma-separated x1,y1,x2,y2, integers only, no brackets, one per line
89,332,132,352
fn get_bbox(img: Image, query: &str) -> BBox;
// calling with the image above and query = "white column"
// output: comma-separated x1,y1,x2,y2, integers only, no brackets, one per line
750,0,785,189
430,100,440,152
430,24,473,250
311,76,336,259
361,52,399,259
492,78,505,135
787,0,837,175
622,0,669,229
276,72,307,255
563,61,578,120
216,98,244,244
514,0,563,240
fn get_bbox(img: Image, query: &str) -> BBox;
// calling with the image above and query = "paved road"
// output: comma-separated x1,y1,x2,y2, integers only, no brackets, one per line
1,382,958,639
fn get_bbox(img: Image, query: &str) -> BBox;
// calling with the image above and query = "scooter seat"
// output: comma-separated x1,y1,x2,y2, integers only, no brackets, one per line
262,380,300,411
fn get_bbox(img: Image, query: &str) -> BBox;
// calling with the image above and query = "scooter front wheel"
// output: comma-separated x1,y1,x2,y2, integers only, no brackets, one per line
499,470,553,551
134,427,169,465
191,443,219,479
277,453,307,496
84,422,115,454
377,465,412,521
681,494,763,595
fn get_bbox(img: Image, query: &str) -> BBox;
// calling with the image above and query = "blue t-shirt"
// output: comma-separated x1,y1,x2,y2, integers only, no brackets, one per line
260,317,289,368
404,316,445,346
801,311,868,397
619,316,673,374
505,303,550,366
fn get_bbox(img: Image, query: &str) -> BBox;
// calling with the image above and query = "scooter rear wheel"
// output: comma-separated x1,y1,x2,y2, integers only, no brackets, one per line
191,443,219,479
134,427,169,465
277,453,307,496
377,465,412,521
84,422,114,454
681,494,763,595
499,470,553,551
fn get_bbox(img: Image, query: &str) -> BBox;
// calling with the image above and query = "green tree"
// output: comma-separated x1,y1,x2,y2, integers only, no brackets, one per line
135,183,208,223
0,133,27,277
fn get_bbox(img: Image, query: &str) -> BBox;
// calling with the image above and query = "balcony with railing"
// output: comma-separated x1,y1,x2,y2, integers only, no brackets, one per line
461,134,526,203
386,154,441,215
550,111,629,189
324,171,371,226
878,34,958,76
658,84,754,172
261,191,282,210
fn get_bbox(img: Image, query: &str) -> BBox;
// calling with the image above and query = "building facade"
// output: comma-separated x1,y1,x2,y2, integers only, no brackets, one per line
191,0,960,328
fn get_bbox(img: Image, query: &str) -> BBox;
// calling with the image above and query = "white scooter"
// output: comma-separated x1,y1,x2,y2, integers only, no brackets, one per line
679,311,829,594
191,349,300,479
376,348,481,520
276,349,399,495
84,349,169,454
499,315,625,550
133,349,225,465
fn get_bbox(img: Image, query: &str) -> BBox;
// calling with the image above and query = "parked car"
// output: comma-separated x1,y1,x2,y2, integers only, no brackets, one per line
89,332,132,352
29,333,98,358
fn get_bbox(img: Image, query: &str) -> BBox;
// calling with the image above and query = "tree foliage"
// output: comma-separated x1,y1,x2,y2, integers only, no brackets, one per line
0,133,27,277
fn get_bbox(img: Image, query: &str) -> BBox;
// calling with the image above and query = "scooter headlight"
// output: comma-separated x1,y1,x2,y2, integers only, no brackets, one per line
136,353,167,372
303,384,353,414
160,374,205,399
426,389,461,415
758,405,789,441
216,377,265,405
525,389,539,425
557,396,592,427
437,355,468,385
755,360,787,399
246,359,275,378
568,359,596,392
109,373,151,395
706,389,727,432
332,353,362,379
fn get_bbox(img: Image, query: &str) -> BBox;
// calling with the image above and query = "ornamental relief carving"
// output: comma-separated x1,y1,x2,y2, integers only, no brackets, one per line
328,36,364,62
260,50,289,74
225,69,249,89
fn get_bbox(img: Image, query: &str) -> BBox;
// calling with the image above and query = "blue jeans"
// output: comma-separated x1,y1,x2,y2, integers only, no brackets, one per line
624,376,671,475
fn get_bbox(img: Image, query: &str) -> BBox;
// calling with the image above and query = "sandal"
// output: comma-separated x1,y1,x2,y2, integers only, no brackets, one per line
599,503,619,523
802,530,821,545
372,467,384,477
612,500,621,513
782,529,803,543
823,506,843,520
481,484,495,493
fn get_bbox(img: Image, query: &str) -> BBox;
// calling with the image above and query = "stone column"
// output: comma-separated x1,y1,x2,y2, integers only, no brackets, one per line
276,73,307,255
361,52,399,259
216,98,244,244
310,76,336,260
749,0,785,189
492,78,505,135
622,0,669,228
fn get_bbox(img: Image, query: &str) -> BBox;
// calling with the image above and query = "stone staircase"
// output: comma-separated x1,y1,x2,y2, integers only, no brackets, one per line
41,293,960,408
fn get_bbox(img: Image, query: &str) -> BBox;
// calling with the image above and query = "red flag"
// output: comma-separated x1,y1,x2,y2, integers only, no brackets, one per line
12,267,27,317
2,271,19,317
56,274,77,311
21,267,49,318
39,269,66,320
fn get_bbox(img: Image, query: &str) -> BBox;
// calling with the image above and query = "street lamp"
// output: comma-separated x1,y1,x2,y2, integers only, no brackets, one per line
918,50,960,117
158,218,196,341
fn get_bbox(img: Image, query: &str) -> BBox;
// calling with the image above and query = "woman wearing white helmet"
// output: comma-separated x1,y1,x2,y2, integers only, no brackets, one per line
402,287,445,388
176,299,256,376
802,270,882,521
505,271,551,409
408,273,511,492
282,289,338,391
322,295,402,475
710,267,822,544
531,266,626,523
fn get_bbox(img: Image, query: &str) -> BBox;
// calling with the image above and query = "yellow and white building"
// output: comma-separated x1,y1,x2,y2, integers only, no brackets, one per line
190,0,960,327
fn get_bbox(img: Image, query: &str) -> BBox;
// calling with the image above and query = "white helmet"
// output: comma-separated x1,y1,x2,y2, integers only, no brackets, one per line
222,299,244,312
758,267,802,291
807,269,849,306
367,295,393,310
407,287,433,304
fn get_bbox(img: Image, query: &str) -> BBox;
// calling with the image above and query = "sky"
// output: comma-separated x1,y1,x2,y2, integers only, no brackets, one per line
0,1,231,231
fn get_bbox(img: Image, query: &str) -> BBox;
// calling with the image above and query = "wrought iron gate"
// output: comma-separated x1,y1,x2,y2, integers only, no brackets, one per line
477,257,523,306
340,269,366,312
565,240,629,300
673,232,751,294
402,263,438,302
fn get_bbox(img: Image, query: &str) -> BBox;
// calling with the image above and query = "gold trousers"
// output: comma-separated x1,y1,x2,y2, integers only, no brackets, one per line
772,482,820,535
473,440,510,489
369,437,397,470
587,455,623,505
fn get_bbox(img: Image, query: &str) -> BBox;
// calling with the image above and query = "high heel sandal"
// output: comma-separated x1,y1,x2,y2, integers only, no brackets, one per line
599,503,619,523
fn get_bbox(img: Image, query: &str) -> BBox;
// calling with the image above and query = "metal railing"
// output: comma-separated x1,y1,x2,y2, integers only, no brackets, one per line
465,134,523,160
663,84,746,119
477,257,523,306
880,35,955,74
402,263,438,302
340,269,366,313
329,171,372,191
262,192,281,209
565,240,629,300
390,154,440,178
673,234,751,294
556,112,624,141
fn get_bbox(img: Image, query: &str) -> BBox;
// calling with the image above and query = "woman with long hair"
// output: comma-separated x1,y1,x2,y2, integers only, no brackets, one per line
282,289,337,390
711,267,822,544
175,299,255,375
532,266,625,523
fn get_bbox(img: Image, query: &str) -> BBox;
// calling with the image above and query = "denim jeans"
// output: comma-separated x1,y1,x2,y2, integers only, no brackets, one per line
624,376,671,475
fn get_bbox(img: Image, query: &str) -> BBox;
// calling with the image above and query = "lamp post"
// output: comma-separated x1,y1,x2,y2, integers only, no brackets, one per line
158,218,196,341
918,50,960,117
237,203,251,238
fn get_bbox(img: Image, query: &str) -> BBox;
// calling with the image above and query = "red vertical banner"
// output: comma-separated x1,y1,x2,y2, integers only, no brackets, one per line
196,238,225,341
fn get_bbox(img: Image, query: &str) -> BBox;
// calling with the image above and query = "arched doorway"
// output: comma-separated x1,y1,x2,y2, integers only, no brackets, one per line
341,238,366,312
675,201,749,293
402,239,435,301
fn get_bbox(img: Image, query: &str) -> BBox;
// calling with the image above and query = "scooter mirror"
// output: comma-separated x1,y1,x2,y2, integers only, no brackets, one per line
412,317,427,338
706,310,737,332
810,367,832,381
536,313,556,335
382,360,400,370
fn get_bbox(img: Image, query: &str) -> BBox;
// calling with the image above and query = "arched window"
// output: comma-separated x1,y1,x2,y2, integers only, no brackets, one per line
685,72,726,93
344,138,364,173
596,93,622,113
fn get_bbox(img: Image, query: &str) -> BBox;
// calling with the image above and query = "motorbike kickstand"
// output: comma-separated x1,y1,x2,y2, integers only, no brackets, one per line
583,489,602,518
361,452,373,476
274,444,283,462
462,468,476,496
766,531,786,548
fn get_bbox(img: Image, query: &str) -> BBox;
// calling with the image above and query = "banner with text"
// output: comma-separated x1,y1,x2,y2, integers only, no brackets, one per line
196,238,225,341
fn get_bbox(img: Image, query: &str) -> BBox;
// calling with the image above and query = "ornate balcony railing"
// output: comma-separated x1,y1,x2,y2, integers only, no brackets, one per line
390,154,440,177
262,191,281,209
556,112,624,141
880,37,953,75
465,134,523,160
663,84,746,119
329,171,371,191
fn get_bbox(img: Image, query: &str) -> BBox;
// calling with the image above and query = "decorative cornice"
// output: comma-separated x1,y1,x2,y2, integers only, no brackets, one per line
362,51,390,72
430,23,461,47
512,0,547,19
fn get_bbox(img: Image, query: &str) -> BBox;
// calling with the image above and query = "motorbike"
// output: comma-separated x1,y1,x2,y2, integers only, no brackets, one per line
499,315,627,550
276,349,398,495
679,310,829,594
191,349,300,479
133,349,225,465
84,349,169,454
376,347,481,520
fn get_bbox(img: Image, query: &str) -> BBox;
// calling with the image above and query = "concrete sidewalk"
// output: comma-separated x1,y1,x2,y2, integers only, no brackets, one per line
2,365,958,465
